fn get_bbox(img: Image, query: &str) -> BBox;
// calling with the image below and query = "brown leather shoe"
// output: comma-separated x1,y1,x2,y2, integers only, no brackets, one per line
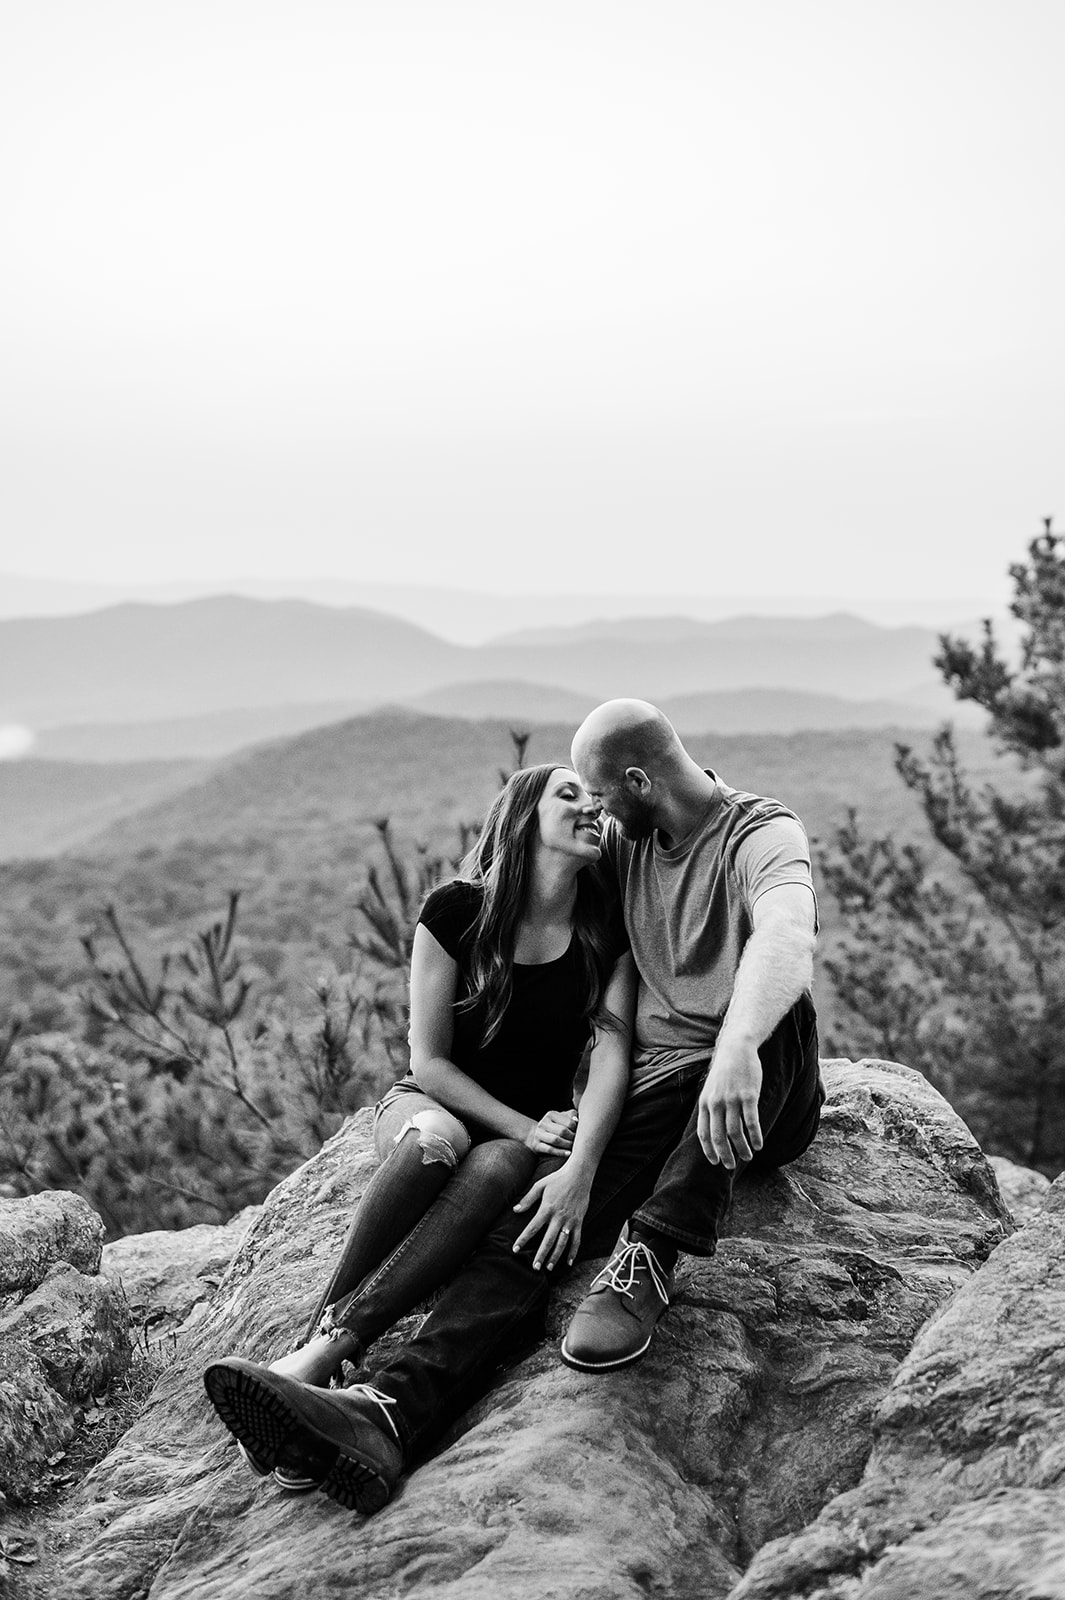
560,1231,674,1371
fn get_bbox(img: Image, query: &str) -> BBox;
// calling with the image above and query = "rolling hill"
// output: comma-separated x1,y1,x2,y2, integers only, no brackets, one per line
0,702,999,864
22,679,982,764
0,709,1013,1066
73,710,996,863
0,757,206,860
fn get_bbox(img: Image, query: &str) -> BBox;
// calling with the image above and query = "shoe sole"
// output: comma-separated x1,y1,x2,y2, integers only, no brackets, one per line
559,1330,654,1371
206,1363,298,1473
205,1362,392,1515
321,1453,393,1514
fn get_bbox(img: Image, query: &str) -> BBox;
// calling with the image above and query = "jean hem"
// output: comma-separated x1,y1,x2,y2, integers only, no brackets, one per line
629,1209,720,1258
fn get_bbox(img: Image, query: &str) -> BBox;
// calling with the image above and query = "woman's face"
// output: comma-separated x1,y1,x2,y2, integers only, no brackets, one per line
535,767,602,862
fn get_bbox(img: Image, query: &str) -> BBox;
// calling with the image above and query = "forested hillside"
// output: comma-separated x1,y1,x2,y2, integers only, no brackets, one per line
0,705,1016,1239
0,710,1001,1034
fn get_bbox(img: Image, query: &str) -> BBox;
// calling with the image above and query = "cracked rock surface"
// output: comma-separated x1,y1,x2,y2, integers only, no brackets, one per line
734,1168,1065,1600
31,1059,1025,1600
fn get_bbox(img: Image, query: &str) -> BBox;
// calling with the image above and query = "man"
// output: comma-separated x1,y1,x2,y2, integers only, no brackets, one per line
558,698,821,1368
205,700,823,1512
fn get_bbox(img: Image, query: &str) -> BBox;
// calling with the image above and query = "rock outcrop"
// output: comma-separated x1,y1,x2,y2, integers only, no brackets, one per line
37,1059,1017,1600
0,1191,130,1506
734,1170,1065,1599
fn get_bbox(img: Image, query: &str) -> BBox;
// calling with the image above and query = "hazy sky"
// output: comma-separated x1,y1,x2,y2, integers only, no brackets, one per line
2,0,1062,610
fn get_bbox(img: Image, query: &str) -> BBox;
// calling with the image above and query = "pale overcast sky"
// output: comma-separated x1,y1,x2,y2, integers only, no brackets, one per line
1,0,1061,612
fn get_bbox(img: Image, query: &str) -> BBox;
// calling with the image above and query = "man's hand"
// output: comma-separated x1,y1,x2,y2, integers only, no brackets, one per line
698,1036,764,1168
511,1158,593,1270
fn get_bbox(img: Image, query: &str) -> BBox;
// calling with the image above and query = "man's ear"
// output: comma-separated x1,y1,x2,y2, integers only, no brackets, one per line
624,767,651,794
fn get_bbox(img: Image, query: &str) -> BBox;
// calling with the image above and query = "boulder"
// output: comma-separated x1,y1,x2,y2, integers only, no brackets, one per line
988,1153,1052,1226
734,1173,1065,1599
0,1190,105,1294
0,1191,130,1507
46,1059,1012,1600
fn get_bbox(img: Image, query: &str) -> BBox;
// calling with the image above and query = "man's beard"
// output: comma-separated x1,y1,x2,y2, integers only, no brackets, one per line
615,795,656,840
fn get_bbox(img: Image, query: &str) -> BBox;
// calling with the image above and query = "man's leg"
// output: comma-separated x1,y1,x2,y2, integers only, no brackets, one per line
632,990,821,1255
562,994,822,1370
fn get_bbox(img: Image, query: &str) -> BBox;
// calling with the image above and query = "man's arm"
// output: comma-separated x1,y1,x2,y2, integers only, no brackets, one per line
697,881,816,1168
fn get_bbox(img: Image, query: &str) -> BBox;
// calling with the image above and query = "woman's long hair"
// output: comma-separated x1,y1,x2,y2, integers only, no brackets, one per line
456,762,619,1045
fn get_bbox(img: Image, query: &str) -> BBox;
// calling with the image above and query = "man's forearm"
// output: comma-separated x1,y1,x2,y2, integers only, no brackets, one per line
715,915,814,1055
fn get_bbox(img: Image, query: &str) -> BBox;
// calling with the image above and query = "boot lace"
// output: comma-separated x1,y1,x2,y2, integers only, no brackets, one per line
347,1383,400,1440
591,1239,670,1305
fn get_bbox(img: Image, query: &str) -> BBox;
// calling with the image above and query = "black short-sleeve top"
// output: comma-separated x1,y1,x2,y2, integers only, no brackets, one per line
409,879,622,1120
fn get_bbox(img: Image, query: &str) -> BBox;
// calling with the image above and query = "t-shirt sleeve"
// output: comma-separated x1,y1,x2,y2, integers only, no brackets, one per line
417,881,481,961
733,816,819,931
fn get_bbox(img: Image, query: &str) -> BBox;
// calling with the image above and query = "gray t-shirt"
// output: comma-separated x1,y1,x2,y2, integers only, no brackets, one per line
603,772,817,1095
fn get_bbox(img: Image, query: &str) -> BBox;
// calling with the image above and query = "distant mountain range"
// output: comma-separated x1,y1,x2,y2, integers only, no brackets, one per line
0,571,1006,641
0,595,987,763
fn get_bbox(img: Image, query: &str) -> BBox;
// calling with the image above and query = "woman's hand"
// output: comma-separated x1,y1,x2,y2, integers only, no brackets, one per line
511,1157,593,1271
524,1108,578,1157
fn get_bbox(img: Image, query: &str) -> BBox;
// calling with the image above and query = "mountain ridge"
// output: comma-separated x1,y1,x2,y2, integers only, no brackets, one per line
0,571,1006,641
0,708,998,865
21,679,983,764
1,595,959,731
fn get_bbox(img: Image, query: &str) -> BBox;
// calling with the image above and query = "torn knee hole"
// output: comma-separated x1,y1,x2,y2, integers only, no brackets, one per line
415,1130,461,1167
396,1113,467,1166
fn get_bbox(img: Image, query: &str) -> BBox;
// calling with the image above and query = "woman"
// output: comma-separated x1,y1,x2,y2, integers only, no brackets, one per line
206,762,635,1489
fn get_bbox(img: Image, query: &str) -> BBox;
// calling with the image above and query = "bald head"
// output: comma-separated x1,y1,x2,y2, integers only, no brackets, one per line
570,699,713,844
571,699,683,781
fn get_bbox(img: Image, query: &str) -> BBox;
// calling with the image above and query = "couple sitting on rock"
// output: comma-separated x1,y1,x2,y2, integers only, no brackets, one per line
204,698,823,1514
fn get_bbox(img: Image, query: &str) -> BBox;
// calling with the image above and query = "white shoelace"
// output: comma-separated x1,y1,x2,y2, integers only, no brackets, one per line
590,1240,670,1305
347,1383,401,1440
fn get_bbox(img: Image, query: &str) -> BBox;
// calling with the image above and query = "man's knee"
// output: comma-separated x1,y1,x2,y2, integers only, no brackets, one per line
753,995,823,1170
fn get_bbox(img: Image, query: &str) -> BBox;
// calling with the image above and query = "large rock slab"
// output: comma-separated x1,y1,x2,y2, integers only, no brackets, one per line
733,1171,1065,1600
50,1061,1010,1599
101,1206,261,1348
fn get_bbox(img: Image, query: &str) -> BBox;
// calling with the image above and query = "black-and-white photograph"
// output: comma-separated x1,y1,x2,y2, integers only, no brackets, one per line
1,3,1062,1595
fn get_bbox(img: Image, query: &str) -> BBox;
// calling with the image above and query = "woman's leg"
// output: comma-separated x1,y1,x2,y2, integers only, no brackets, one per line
323,1137,537,1353
274,1094,472,1383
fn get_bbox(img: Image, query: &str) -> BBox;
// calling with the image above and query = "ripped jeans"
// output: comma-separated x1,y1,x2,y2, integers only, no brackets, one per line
300,1081,538,1359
